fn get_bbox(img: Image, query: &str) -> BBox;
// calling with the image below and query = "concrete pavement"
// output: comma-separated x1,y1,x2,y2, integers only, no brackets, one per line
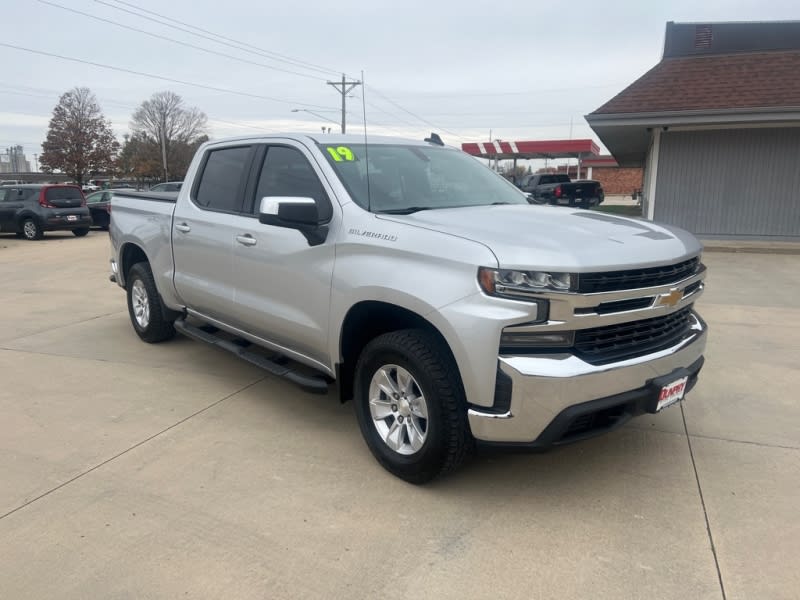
1,232,798,599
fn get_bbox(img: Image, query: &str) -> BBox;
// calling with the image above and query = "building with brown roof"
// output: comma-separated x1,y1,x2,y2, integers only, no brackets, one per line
586,20,800,239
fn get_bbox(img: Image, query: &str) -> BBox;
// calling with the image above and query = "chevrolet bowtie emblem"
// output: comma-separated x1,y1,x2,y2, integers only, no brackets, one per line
657,289,684,307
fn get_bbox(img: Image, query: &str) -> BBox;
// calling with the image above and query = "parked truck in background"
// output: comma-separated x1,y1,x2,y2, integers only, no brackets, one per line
109,133,707,483
521,173,605,208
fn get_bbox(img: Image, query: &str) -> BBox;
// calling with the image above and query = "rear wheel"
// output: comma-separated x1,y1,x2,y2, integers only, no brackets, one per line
126,262,176,343
21,218,43,240
72,228,90,237
354,329,472,483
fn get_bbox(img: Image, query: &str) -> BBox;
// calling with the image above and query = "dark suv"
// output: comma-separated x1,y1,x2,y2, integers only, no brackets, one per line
0,184,92,240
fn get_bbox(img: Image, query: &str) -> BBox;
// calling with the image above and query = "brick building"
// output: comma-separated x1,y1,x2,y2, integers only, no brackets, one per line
581,156,642,196
586,20,800,239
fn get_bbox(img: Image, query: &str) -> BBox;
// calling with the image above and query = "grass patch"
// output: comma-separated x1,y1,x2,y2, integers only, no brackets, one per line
592,204,643,217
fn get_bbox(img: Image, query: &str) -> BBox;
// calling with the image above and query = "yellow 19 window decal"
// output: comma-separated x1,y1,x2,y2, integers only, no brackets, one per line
326,146,356,162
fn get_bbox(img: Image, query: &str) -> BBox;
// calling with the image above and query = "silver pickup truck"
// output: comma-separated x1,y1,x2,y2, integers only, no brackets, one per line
109,133,707,483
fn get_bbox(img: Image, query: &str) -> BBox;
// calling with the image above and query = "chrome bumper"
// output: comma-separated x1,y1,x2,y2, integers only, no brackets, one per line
468,312,707,443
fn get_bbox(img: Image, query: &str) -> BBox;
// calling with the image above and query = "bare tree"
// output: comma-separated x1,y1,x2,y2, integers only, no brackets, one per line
131,91,208,181
40,87,119,184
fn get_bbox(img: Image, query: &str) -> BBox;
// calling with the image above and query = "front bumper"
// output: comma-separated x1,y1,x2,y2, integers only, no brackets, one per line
468,312,707,445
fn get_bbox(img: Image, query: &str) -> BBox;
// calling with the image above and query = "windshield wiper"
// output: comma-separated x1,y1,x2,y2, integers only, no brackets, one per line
376,206,434,215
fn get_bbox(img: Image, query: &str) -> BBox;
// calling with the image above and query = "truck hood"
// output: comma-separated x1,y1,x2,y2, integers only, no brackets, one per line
379,205,702,271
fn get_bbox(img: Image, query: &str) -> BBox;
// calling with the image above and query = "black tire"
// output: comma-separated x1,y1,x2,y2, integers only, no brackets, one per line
72,227,90,237
21,218,43,240
354,329,472,483
126,261,176,343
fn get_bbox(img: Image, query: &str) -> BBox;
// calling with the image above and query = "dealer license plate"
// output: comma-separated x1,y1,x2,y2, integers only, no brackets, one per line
656,376,688,411
67,215,78,221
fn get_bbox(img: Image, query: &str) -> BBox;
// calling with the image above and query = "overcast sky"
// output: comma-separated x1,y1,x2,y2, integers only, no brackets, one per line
1,0,798,164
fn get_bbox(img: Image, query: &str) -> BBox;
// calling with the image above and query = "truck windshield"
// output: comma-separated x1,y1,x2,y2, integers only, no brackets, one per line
318,143,529,213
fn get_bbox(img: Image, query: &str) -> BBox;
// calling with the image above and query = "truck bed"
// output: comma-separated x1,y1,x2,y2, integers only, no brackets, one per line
110,190,178,293
113,190,179,203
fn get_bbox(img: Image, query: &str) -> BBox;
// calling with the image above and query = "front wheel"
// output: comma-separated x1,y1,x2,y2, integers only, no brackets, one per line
354,329,472,483
126,262,176,343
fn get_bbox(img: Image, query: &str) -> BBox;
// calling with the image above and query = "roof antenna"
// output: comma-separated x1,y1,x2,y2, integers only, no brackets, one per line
361,69,372,213
424,132,444,146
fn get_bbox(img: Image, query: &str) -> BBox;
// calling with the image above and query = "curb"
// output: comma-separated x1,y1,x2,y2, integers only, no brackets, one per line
702,243,800,256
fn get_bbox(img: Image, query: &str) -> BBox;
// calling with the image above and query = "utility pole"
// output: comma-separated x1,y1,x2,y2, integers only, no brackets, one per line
326,73,361,134
33,153,38,172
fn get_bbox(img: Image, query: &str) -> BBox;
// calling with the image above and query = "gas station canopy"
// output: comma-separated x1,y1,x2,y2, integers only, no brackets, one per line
461,139,601,160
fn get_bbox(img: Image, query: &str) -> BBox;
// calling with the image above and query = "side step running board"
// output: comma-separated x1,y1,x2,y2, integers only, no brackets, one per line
174,319,328,395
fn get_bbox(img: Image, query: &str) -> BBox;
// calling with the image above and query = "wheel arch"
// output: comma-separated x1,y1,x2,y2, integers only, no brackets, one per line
119,242,150,288
336,300,461,403
15,211,41,230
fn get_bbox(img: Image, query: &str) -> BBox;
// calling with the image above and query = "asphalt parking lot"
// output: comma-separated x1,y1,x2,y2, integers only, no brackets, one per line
1,232,798,599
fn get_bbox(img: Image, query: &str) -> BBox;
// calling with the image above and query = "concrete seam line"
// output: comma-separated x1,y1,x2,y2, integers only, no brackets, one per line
681,403,728,600
0,310,126,344
626,424,800,451
0,345,264,375
0,376,266,522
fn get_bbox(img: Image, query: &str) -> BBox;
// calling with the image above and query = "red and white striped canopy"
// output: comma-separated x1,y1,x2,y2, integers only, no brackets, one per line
462,139,600,159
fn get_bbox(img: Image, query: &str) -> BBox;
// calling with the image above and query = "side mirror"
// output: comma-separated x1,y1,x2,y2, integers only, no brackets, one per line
258,196,328,246
259,196,319,226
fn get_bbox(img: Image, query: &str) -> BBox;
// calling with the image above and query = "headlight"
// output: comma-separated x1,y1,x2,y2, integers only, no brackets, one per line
478,267,575,299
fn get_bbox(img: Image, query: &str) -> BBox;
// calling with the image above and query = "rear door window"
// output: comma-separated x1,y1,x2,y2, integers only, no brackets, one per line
194,146,253,213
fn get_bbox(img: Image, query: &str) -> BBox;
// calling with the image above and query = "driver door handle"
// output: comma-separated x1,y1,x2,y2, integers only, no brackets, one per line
236,234,257,247
175,223,191,233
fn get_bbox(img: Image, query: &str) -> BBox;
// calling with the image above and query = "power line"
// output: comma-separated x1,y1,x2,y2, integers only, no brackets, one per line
103,0,341,76
0,42,333,109
0,84,282,135
351,94,420,129
364,85,464,140
38,0,325,81
379,83,629,99
92,0,342,78
0,83,586,140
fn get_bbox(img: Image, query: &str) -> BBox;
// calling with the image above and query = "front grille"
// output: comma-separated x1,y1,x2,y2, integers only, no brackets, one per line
575,296,653,315
578,257,700,293
684,280,702,296
574,306,695,364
